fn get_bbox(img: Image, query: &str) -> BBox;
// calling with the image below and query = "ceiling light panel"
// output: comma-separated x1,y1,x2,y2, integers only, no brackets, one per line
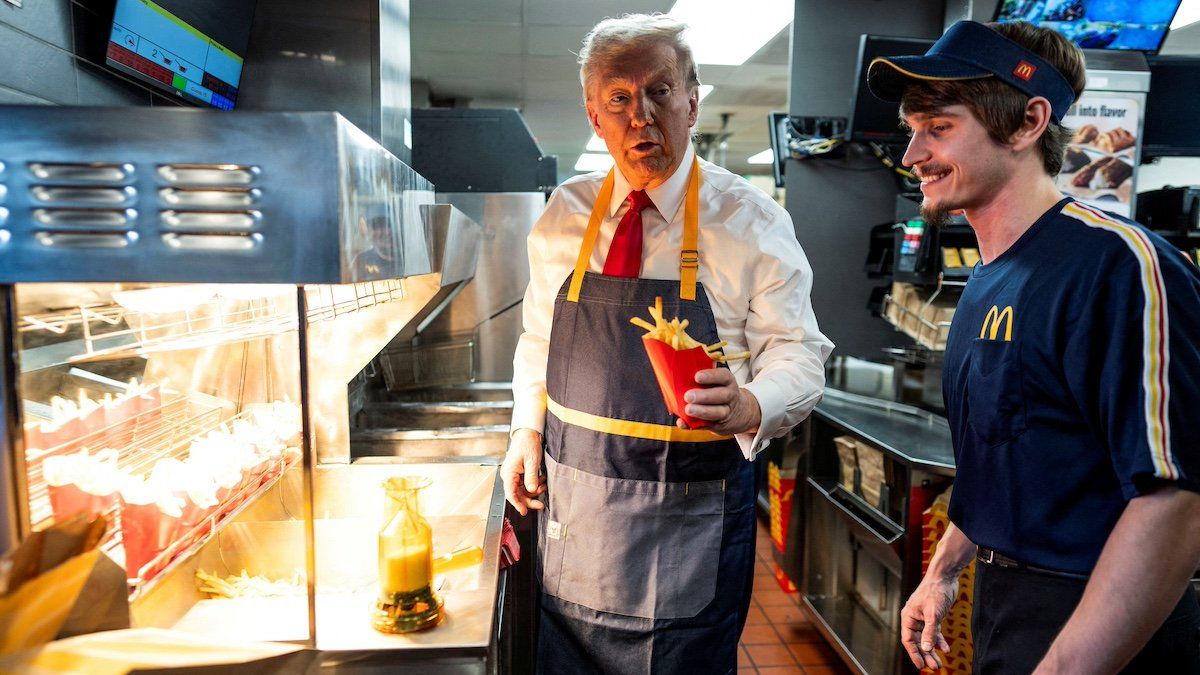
1173,0,1200,29
747,149,774,165
574,153,615,172
670,0,793,65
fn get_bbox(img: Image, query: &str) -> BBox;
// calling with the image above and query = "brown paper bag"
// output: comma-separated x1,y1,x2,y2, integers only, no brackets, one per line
56,549,130,639
0,514,129,654
0,549,130,653
0,549,102,654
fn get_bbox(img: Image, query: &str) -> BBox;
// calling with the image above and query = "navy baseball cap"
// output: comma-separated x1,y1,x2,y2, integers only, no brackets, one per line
868,20,1077,122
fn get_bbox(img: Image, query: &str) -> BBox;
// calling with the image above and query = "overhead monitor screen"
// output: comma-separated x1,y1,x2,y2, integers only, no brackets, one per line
847,35,936,144
1143,55,1200,159
105,0,256,110
994,0,1183,52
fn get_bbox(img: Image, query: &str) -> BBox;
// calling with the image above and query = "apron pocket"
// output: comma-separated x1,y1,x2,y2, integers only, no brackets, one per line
542,454,725,619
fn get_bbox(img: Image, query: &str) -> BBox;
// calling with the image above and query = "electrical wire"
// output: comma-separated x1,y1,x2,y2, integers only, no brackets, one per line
780,115,847,159
788,134,844,159
866,141,917,179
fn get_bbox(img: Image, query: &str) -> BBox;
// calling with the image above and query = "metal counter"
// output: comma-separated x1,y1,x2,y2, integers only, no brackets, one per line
815,388,955,475
312,460,506,658
795,389,957,674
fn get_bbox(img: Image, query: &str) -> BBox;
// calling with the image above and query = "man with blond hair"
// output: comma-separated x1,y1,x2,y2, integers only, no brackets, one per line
869,20,1200,673
503,13,831,673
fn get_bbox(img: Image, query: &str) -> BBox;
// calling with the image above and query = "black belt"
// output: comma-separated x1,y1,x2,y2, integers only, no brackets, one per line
976,547,1090,581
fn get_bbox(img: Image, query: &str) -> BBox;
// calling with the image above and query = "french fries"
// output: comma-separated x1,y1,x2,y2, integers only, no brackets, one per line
631,297,750,362
195,568,305,599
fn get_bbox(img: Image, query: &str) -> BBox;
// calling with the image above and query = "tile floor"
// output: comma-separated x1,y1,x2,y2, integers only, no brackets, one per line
739,520,851,674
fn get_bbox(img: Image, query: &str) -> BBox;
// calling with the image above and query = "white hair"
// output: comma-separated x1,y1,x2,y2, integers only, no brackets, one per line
578,13,701,100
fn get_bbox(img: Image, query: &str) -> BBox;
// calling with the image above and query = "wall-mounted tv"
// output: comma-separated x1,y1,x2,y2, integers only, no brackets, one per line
847,35,936,144
994,0,1184,52
105,0,257,110
1143,55,1200,160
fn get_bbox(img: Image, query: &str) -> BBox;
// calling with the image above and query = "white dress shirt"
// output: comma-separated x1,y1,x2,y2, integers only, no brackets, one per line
511,145,833,459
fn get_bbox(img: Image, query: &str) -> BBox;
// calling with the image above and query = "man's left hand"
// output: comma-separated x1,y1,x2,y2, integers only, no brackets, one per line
681,368,761,435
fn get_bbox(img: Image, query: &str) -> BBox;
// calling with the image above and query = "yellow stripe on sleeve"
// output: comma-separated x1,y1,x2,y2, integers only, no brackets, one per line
1062,203,1177,480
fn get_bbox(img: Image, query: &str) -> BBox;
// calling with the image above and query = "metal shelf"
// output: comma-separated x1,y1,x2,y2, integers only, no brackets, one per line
27,392,231,527
26,391,299,596
881,273,962,352
124,451,298,600
808,477,904,545
881,294,950,351
16,280,407,372
802,593,894,675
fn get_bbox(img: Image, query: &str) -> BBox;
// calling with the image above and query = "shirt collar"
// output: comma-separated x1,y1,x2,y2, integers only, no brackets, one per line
608,144,695,223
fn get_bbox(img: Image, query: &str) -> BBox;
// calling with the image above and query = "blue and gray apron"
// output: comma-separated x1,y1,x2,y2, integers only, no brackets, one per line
535,159,756,674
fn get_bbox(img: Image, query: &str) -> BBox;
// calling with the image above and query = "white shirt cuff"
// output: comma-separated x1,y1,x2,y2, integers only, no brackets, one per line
736,377,787,461
509,395,547,438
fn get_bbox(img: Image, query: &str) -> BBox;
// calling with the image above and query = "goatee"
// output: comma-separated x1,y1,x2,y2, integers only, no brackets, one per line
920,201,951,230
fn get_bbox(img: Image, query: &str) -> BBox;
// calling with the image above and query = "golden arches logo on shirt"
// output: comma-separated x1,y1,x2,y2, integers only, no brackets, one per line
979,305,1014,341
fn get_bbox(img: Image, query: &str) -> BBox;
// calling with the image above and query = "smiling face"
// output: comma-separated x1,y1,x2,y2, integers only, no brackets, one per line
585,41,699,190
900,105,1015,227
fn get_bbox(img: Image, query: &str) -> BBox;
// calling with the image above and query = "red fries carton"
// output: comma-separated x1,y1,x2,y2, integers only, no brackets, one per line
642,337,715,429
632,297,750,431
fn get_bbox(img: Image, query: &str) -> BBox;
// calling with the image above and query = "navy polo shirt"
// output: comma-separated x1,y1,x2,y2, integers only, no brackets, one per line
944,197,1200,575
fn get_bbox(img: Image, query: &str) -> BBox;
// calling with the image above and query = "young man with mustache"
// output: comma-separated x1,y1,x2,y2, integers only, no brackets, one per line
503,13,832,674
869,20,1200,674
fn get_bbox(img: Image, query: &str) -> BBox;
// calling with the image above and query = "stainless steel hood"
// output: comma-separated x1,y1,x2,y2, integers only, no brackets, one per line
409,203,482,334
0,107,433,285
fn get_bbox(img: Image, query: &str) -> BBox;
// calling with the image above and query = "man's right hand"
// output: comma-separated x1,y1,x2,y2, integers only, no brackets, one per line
502,428,545,516
900,573,957,670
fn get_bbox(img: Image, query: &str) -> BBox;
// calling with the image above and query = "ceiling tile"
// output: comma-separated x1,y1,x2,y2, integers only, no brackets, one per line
747,27,792,66
412,0,523,22
522,101,592,128
524,75,586,102
525,24,589,58
414,52,525,81
412,20,524,55
424,77,523,102
521,55,583,84
704,84,787,108
1161,22,1200,54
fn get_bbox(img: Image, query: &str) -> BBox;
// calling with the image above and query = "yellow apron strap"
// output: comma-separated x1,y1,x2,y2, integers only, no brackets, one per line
680,156,700,301
567,170,616,303
566,157,702,303
546,396,731,443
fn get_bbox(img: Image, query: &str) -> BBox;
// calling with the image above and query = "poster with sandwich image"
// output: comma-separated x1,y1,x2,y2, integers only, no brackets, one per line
1057,93,1140,217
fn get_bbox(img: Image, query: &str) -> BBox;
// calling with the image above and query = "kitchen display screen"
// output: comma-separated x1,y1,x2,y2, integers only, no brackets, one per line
994,0,1183,52
105,0,256,109
847,35,936,144
1143,55,1200,158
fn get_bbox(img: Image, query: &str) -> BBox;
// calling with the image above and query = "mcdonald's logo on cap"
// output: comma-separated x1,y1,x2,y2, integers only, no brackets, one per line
1013,60,1037,82
979,305,1014,341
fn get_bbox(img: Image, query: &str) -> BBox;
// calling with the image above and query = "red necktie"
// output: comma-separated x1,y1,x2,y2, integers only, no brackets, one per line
603,190,653,277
